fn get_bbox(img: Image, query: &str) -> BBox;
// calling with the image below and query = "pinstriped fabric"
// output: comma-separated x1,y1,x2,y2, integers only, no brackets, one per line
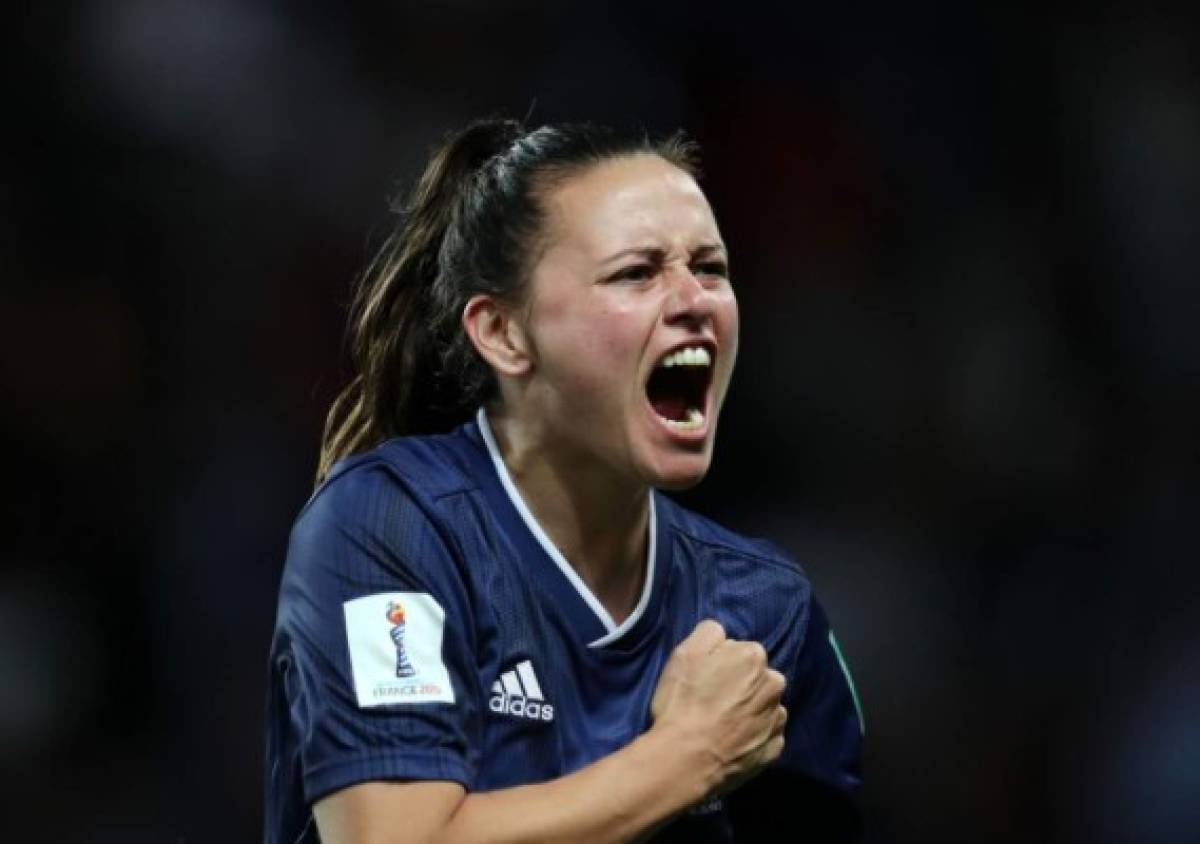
264,419,862,843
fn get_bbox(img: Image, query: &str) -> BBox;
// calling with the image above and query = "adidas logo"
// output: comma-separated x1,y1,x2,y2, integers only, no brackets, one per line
489,660,555,722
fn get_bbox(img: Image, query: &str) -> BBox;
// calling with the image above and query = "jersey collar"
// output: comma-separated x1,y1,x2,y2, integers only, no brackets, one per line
472,408,667,650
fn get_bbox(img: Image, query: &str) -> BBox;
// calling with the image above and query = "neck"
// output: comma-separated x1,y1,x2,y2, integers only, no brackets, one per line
484,407,650,626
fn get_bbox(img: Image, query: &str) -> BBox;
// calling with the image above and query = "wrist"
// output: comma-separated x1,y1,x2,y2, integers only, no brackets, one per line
632,721,722,812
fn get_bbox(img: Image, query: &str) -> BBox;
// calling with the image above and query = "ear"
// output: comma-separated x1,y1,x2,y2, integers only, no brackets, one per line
462,294,533,377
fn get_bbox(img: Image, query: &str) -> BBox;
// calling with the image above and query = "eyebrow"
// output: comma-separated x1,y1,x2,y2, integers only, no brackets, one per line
599,242,728,265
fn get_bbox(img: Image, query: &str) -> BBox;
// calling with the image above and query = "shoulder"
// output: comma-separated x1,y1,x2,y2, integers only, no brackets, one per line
656,494,813,641
317,429,478,509
285,428,487,586
658,494,809,587
297,428,482,528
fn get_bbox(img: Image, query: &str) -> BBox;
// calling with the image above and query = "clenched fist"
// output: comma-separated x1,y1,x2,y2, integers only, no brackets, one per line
649,620,788,798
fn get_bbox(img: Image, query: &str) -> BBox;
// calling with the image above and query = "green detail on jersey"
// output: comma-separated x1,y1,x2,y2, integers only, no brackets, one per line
828,630,865,736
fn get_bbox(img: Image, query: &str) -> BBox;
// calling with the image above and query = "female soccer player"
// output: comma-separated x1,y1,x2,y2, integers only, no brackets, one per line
265,119,864,843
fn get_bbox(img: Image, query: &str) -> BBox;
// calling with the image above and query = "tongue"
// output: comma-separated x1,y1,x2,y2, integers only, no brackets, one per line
650,395,689,421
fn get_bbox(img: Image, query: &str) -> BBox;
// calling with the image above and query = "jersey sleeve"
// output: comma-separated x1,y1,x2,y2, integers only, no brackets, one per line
724,594,864,842
271,460,483,805
776,596,864,795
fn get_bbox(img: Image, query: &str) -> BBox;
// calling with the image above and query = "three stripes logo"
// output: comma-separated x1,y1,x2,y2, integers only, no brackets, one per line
489,660,555,722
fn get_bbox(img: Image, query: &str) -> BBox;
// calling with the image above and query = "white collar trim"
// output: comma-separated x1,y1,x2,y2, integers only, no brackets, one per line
476,408,656,649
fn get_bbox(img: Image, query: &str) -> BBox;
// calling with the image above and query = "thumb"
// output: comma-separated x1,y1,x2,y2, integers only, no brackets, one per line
679,619,726,655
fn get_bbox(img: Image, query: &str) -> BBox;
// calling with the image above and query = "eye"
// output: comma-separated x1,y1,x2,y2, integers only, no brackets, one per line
693,260,730,280
608,263,656,283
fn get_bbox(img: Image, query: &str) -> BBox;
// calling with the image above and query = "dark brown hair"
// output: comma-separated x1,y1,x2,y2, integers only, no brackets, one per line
316,118,699,484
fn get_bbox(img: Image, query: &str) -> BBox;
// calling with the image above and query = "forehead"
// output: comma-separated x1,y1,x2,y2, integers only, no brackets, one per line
539,155,721,258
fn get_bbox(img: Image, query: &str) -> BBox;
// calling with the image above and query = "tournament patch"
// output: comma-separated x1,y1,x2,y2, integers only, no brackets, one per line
343,592,455,707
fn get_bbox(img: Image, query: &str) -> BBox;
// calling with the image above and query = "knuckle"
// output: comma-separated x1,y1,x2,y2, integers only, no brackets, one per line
769,735,786,759
690,619,726,649
744,641,768,668
670,637,694,658
775,705,788,731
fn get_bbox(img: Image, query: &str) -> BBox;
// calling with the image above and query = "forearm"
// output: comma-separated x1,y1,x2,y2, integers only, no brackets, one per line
317,620,787,844
441,725,717,844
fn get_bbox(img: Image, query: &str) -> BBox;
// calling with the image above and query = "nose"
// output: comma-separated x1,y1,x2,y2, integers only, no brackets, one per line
663,265,715,328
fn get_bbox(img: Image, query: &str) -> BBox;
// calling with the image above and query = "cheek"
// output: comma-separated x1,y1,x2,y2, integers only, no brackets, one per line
532,296,646,389
717,290,740,358
712,292,740,396
723,291,740,339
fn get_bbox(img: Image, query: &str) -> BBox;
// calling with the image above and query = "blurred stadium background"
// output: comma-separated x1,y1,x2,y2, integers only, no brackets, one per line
4,2,1199,841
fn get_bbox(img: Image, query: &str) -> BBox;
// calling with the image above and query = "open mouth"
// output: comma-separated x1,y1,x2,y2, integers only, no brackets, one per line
645,345,714,432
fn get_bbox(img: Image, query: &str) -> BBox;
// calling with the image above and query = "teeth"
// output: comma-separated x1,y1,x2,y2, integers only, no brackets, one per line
660,346,712,369
664,408,705,431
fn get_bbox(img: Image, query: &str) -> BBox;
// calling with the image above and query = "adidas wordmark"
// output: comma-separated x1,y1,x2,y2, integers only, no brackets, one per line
489,660,555,722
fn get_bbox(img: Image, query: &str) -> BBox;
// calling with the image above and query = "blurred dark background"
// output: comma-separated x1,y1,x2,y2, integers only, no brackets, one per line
4,2,1199,841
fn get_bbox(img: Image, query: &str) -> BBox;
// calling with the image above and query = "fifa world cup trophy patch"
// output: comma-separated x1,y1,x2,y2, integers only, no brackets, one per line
343,592,455,707
386,601,417,678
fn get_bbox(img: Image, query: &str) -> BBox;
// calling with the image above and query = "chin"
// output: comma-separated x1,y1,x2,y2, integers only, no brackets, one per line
643,453,713,491
655,474,707,492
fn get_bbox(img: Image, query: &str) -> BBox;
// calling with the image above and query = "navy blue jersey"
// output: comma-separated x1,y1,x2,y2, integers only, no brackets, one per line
265,411,863,843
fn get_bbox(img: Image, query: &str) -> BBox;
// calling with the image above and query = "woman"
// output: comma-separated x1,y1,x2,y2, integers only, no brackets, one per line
265,119,864,843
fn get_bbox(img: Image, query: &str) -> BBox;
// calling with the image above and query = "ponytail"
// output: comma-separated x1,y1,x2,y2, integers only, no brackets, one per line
316,118,701,485
316,120,521,483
